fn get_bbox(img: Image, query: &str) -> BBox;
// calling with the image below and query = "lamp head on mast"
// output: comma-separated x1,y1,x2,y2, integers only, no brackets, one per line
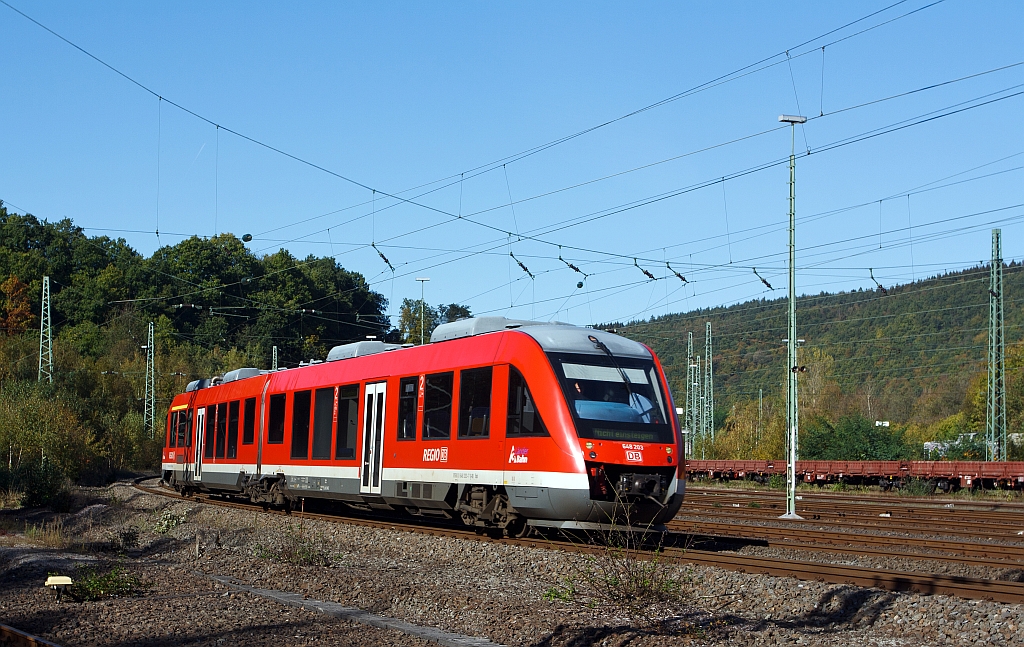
778,115,807,124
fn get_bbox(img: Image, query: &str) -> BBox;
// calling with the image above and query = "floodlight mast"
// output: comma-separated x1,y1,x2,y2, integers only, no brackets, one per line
779,114,806,520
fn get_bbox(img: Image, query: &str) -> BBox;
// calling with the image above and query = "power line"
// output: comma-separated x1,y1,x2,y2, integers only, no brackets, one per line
0,0,946,246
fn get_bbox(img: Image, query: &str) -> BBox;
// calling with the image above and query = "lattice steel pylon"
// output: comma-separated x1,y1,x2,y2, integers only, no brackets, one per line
684,332,696,457
272,345,278,370
38,276,53,383
704,322,715,443
692,356,703,459
143,322,156,439
987,229,1007,461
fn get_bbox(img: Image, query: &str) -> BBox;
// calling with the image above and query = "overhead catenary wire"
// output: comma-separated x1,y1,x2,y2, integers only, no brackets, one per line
5,0,962,275
6,0,1018,334
1,0,945,253
22,70,1015,321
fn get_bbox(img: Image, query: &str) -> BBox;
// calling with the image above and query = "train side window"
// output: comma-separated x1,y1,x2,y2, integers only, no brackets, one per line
178,410,189,447
422,372,453,440
168,412,177,448
291,390,312,459
204,405,216,458
242,398,256,445
268,394,286,444
336,385,359,459
458,367,492,439
311,387,334,460
507,367,549,437
227,400,240,459
215,402,228,458
397,377,418,440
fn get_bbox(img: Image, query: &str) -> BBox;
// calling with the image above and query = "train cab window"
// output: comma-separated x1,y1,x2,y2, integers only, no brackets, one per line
311,388,334,460
422,372,454,440
227,401,240,459
204,405,216,458
291,390,312,459
168,412,177,448
397,377,418,440
268,394,286,444
336,385,359,459
507,367,549,437
242,398,256,445
458,367,492,439
178,410,189,447
215,402,228,458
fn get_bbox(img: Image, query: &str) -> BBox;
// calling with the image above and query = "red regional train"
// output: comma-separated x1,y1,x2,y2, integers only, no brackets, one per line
161,317,685,534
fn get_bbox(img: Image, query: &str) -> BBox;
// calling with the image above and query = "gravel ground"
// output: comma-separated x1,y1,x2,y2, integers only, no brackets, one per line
1,480,1021,647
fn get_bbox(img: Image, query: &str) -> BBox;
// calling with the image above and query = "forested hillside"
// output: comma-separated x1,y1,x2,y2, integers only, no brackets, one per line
614,263,1024,461
0,203,390,488
2,201,1021,491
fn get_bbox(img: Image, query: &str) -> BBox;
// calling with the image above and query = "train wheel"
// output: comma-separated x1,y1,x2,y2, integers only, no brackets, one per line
505,517,529,539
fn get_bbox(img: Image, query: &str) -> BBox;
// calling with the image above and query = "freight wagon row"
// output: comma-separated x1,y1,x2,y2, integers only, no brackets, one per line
686,459,1024,492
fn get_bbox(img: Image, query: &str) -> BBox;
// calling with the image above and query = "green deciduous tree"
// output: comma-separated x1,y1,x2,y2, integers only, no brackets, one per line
801,414,907,461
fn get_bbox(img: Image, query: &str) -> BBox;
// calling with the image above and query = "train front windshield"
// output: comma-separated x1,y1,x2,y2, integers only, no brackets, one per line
548,352,674,444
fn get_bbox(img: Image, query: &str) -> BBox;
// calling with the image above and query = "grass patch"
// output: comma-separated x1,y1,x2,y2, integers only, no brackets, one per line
545,506,693,626
67,565,144,601
253,522,339,567
25,518,70,549
0,488,23,509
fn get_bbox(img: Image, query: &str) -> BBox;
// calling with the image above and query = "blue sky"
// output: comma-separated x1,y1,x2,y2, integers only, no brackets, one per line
2,1,1022,328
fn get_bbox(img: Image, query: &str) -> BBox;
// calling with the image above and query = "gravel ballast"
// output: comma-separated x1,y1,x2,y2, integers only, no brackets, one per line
0,480,1021,646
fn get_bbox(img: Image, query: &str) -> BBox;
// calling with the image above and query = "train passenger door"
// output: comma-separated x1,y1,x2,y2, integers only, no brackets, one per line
360,381,387,495
194,407,205,481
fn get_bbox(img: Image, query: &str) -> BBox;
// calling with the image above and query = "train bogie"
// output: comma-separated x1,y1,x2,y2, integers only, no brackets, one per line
161,317,685,530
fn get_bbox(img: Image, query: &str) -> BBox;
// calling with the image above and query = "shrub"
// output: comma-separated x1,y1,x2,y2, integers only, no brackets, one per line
68,565,144,601
546,508,690,626
106,526,140,552
0,460,71,510
153,508,187,534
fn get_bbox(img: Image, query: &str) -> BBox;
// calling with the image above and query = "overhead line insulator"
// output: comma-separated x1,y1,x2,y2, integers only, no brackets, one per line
509,252,534,279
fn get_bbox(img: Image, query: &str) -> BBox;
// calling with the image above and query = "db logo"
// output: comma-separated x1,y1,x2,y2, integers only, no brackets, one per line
625,450,643,462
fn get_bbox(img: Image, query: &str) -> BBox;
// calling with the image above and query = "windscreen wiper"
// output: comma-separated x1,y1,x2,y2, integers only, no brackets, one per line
587,334,639,408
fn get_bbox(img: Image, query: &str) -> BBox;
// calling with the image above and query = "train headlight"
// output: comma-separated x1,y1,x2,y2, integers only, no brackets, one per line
589,451,597,459
585,442,594,449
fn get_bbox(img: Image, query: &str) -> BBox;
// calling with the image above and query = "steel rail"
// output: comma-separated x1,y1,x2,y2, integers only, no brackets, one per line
688,487,1024,513
684,496,1024,524
134,481,1024,604
0,624,63,647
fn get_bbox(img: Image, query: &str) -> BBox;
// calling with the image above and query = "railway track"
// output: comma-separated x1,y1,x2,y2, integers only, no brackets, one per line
135,480,1024,604
687,486,1024,512
688,487,1024,519
683,490,1024,537
0,623,61,647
